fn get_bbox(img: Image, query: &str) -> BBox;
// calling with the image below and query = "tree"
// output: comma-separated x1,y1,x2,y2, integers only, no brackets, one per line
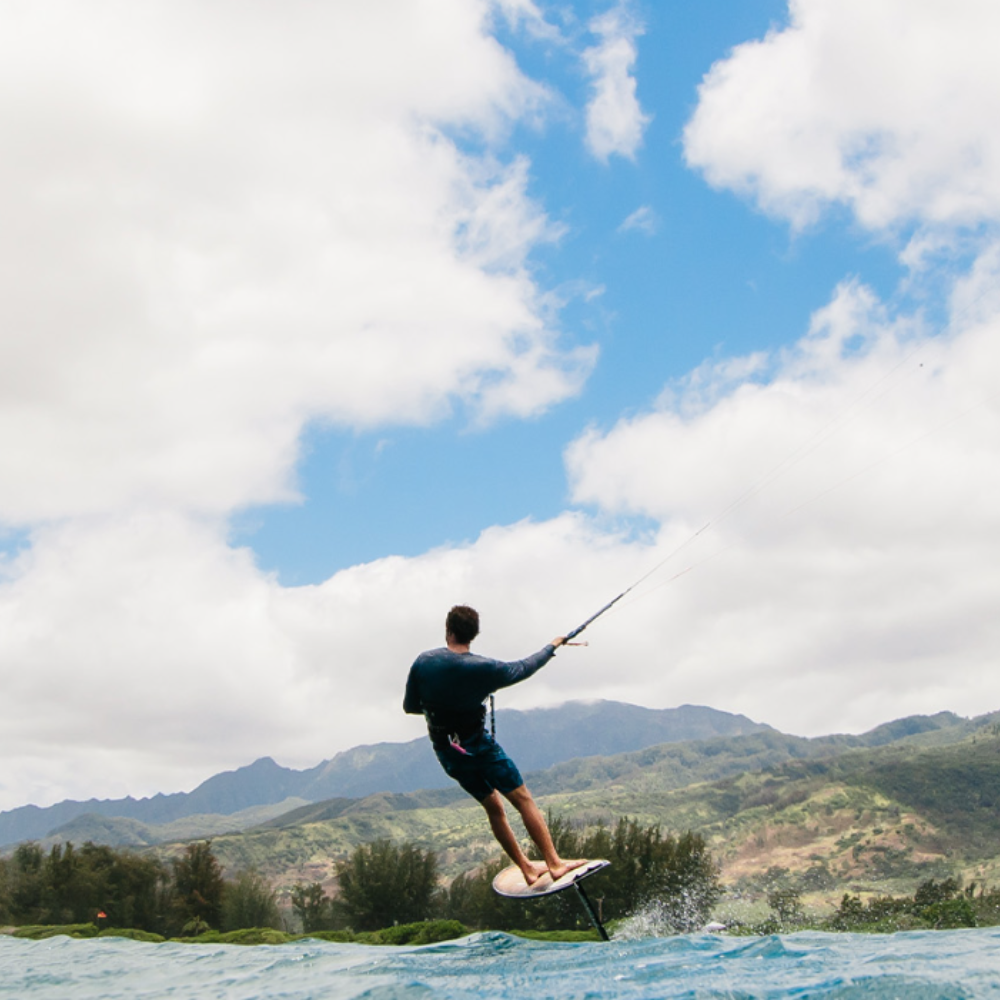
8,843,45,924
42,843,97,924
539,817,720,931
0,857,10,924
336,840,439,931
222,868,282,931
172,841,225,932
87,844,169,932
441,816,721,933
767,887,803,926
913,877,976,929
443,859,529,931
291,882,332,933
648,829,721,932
0,840,169,934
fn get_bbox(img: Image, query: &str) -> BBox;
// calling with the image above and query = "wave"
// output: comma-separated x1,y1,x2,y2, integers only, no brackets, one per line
2,927,1000,998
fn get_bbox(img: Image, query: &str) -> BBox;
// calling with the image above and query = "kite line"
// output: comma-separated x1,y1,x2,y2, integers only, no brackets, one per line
558,271,1000,643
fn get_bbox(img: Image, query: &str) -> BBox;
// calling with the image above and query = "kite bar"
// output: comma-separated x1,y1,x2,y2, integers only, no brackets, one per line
564,591,628,642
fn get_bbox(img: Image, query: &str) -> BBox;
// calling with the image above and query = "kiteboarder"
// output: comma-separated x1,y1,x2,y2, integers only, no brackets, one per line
403,604,586,886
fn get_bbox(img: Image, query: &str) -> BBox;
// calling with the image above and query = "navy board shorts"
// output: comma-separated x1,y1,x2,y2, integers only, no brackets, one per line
432,730,524,802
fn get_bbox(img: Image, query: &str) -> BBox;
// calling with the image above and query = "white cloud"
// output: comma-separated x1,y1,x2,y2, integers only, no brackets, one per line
652,0,1000,739
491,0,563,42
683,0,1000,234
0,0,608,811
565,278,1000,738
618,205,659,236
582,3,651,162
5,270,999,809
3,276,998,809
0,0,593,525
5,0,1000,816
0,510,650,808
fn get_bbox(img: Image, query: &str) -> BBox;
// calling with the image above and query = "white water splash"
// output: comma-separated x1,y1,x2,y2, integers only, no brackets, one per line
613,890,715,940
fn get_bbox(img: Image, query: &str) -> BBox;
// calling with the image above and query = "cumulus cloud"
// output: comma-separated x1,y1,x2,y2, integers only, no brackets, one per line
0,0,594,525
566,279,1000,738
683,0,1000,234
5,0,1000,814
0,0,606,810
5,269,998,809
641,1,1000,741
0,510,651,808
582,3,651,162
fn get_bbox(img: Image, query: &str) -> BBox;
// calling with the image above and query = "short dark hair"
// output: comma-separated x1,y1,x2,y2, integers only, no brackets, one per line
446,605,480,645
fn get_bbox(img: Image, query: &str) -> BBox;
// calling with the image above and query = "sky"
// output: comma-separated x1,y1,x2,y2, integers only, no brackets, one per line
1,0,999,812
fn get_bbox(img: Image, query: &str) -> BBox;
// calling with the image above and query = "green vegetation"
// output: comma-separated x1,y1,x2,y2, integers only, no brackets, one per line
172,840,225,932
290,881,329,932
465,817,720,933
728,876,1000,935
7,713,1000,944
221,867,281,932
186,721,1000,902
2,841,168,930
335,840,439,931
6,919,470,946
3,816,712,943
296,817,718,935
0,839,284,937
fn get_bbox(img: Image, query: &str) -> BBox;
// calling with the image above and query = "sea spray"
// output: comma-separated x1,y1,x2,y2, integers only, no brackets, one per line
614,887,717,940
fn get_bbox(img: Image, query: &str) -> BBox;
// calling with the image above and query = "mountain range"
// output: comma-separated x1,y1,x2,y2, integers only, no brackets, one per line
0,701,768,847
195,706,1000,899
6,700,998,906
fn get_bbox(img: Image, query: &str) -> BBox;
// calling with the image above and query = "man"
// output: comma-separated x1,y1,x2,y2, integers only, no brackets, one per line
404,604,585,886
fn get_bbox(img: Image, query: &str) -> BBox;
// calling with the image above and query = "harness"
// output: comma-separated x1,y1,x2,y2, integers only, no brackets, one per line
424,697,496,754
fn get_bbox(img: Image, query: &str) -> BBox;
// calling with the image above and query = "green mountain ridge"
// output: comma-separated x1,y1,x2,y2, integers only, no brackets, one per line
175,708,1000,905
0,701,768,847
40,798,314,850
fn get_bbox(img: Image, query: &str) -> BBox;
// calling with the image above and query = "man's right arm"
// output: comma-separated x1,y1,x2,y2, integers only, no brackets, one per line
490,643,559,690
403,661,422,715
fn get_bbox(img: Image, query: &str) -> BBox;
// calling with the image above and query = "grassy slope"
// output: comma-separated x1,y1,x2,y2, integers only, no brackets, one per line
162,715,1000,905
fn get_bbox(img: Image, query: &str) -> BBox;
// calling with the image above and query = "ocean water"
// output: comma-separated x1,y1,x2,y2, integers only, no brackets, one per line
3,928,1000,999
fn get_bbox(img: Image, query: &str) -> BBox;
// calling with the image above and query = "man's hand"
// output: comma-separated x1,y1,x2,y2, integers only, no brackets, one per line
551,635,567,647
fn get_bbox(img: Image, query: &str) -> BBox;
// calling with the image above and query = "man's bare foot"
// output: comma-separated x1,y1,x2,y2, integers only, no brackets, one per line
547,859,587,880
521,861,550,886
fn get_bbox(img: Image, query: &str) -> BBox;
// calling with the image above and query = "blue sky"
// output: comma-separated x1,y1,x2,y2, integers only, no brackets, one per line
1,0,999,810
236,0,908,583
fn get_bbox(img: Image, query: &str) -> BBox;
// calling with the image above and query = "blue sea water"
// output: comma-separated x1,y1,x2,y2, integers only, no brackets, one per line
3,929,1000,999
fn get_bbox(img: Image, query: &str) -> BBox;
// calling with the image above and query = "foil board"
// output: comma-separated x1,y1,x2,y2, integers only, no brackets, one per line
492,859,610,898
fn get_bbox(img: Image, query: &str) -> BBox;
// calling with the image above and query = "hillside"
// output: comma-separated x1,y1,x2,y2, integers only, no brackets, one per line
39,798,313,850
0,701,767,846
187,710,999,903
534,730,1000,885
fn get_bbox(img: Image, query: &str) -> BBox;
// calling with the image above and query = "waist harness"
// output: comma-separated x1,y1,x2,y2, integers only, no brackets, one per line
424,704,486,747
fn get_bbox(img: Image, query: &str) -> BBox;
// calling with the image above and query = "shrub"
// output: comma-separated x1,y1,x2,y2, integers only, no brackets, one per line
222,869,281,932
335,841,439,932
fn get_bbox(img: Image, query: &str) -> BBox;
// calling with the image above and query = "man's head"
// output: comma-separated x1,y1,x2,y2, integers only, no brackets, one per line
446,605,480,646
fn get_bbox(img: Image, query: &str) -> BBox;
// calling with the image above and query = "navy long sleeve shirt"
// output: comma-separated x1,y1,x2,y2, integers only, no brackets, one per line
403,645,556,729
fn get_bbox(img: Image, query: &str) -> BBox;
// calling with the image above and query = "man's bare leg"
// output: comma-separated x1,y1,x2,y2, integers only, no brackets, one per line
504,784,586,881
480,791,548,885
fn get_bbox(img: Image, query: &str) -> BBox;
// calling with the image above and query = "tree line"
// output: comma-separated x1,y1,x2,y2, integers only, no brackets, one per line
732,875,1000,934
0,840,280,937
296,817,720,933
1,817,719,937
